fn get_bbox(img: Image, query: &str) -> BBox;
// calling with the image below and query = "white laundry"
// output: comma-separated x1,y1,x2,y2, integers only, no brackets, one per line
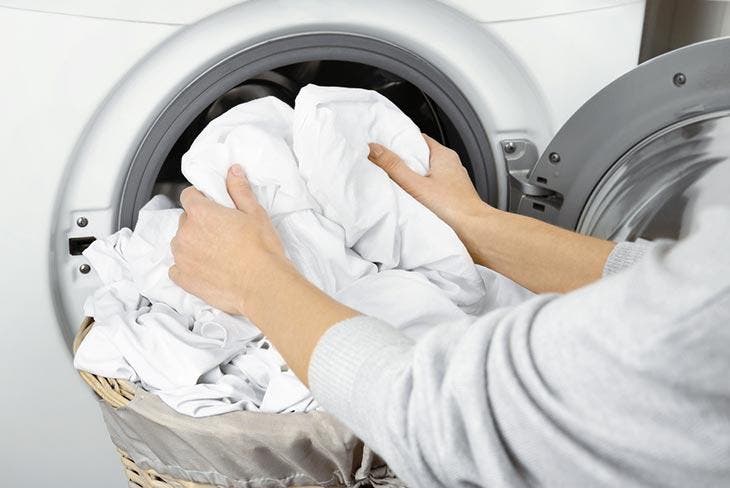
76,195,304,416
74,85,533,417
293,86,487,311
182,94,374,295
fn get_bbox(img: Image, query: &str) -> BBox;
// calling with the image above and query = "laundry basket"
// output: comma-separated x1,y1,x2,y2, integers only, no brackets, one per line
73,317,401,488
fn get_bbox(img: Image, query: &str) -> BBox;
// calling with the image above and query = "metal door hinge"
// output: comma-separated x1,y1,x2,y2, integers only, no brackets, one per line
501,139,562,221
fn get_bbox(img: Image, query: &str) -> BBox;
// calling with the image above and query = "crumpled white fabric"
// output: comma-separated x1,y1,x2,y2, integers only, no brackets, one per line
74,85,532,417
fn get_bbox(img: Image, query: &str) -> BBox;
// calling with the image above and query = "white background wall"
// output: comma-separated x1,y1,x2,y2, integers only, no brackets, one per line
641,0,730,60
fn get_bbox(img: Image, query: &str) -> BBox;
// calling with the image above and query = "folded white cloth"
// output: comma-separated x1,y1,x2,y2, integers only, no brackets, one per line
74,85,532,417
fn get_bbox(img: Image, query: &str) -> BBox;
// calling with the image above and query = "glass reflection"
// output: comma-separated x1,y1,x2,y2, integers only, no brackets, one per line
578,111,730,241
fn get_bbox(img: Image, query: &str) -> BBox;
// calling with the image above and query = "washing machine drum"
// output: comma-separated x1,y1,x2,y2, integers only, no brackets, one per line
509,36,730,242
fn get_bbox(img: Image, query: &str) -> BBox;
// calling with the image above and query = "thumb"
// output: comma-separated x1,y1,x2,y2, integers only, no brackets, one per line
367,143,423,193
226,164,259,213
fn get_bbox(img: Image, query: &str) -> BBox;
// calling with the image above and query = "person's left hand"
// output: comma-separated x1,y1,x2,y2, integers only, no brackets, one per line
169,164,293,316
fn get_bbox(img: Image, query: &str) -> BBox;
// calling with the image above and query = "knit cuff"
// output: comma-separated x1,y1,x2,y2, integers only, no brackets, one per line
309,315,412,423
603,239,655,276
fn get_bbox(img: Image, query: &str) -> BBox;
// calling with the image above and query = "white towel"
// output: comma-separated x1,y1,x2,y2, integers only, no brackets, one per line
74,85,532,417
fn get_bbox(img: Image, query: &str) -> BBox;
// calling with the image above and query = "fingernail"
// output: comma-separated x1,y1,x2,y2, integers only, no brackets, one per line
368,143,383,158
229,164,244,178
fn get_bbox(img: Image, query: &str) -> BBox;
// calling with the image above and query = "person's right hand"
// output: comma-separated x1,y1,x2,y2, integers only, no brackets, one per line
368,134,492,237
369,134,616,293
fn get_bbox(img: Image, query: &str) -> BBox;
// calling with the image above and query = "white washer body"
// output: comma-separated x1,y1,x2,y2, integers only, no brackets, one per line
0,1,644,486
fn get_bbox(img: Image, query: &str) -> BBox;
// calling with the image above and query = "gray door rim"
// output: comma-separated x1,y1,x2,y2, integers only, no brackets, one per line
119,33,496,228
517,36,730,231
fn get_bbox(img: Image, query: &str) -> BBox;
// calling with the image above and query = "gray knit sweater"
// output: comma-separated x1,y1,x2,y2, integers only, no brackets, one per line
309,205,730,487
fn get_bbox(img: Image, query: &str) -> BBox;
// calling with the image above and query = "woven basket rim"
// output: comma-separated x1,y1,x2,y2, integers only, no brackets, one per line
74,317,137,408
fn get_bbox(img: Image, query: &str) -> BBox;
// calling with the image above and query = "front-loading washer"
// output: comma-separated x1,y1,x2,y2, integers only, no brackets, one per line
0,1,647,486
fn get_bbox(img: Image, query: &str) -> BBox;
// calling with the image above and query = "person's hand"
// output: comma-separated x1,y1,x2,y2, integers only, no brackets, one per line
169,164,294,316
169,164,357,384
368,134,492,236
369,135,616,294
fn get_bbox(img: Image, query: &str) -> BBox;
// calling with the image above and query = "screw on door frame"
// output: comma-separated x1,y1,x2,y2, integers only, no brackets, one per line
673,72,686,87
76,216,89,227
79,263,91,274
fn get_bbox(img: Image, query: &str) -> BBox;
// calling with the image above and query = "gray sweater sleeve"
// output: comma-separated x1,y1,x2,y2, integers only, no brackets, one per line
603,239,655,276
309,208,730,488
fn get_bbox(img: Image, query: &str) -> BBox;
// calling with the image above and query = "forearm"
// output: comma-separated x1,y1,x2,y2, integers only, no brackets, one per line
366,139,614,293
240,257,359,385
456,206,615,293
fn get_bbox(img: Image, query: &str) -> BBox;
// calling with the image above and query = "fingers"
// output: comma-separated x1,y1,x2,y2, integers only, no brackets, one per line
179,186,208,212
422,133,443,153
170,214,187,270
422,133,458,163
226,164,260,214
367,142,422,192
168,264,183,285
168,263,198,297
421,133,467,181
179,165,260,215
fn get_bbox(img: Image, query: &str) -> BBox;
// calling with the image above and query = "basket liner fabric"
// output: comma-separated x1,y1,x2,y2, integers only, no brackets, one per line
99,386,402,487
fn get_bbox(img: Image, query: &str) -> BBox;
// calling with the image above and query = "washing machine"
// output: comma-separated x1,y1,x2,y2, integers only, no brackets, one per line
0,0,662,486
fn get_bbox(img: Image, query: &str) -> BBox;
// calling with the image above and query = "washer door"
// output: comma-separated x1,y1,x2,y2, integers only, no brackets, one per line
509,36,730,241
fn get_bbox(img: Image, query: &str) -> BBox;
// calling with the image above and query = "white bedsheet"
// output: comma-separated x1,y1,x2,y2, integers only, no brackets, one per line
74,85,532,417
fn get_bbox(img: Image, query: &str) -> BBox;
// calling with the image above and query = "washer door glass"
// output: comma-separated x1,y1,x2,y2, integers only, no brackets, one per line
577,111,730,241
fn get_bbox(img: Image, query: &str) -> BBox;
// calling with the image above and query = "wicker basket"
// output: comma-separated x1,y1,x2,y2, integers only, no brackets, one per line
73,317,385,488
74,317,216,488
